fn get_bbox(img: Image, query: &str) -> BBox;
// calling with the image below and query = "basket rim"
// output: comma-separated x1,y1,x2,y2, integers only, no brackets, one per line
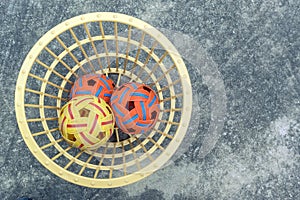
15,12,193,188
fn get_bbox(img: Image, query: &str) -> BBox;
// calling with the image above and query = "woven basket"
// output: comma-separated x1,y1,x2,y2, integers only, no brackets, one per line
15,12,192,188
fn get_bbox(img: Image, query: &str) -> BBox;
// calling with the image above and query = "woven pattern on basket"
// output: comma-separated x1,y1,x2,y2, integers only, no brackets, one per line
70,74,115,103
110,82,160,134
59,95,115,150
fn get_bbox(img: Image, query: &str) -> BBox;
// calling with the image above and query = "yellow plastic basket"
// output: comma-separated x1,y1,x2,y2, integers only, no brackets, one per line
15,12,192,188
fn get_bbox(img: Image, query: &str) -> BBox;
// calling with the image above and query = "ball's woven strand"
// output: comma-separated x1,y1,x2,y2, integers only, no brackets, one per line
110,83,160,135
70,74,115,103
59,95,115,150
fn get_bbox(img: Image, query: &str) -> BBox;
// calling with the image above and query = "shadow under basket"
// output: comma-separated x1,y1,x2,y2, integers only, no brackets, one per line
15,12,192,188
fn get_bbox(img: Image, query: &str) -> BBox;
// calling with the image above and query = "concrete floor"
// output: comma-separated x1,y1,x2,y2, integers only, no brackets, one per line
0,0,299,199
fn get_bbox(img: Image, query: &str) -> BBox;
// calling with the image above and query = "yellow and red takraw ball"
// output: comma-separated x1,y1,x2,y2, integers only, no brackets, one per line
70,74,115,103
110,82,160,135
59,95,115,150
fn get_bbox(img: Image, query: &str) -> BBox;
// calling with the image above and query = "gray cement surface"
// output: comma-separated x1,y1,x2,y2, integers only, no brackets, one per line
0,0,299,199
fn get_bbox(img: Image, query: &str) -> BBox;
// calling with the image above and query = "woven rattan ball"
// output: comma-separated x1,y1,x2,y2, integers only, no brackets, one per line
70,74,115,103
59,95,115,150
110,82,160,135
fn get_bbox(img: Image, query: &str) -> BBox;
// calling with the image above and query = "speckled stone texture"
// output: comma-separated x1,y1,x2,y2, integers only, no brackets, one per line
1,0,300,199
